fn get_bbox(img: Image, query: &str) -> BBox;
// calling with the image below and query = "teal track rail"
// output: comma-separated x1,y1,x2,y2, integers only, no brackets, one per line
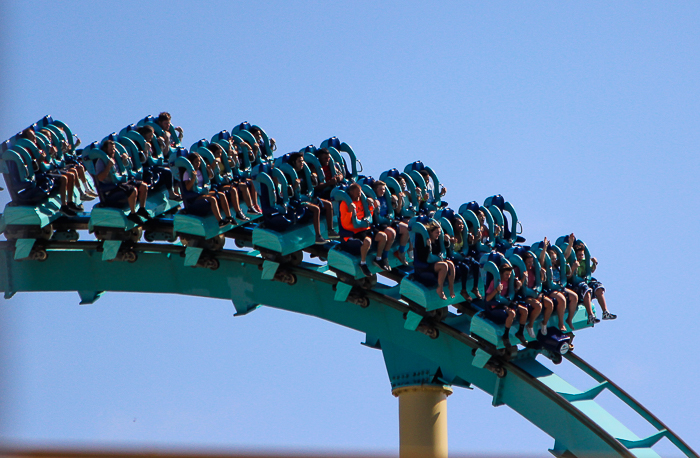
0,240,696,458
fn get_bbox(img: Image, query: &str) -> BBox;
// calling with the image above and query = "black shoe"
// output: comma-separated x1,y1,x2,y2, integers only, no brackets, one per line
219,218,230,228
68,201,84,212
60,205,77,217
127,212,142,224
360,263,372,277
137,207,151,219
372,259,385,271
235,212,249,222
381,258,392,272
515,330,527,345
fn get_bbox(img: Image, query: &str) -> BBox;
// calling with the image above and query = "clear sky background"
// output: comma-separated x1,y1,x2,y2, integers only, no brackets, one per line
0,1,699,457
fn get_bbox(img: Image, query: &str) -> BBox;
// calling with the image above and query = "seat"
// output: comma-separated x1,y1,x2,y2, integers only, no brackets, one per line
484,194,520,247
403,161,444,210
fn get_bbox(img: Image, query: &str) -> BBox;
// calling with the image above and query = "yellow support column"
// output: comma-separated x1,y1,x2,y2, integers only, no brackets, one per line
392,384,453,458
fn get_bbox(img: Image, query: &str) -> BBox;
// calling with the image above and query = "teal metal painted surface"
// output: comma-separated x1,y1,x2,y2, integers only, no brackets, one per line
0,241,695,457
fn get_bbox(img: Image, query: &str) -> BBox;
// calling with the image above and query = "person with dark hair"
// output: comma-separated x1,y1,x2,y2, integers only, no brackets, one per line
284,152,330,244
445,214,481,301
413,221,455,300
371,180,409,265
568,238,616,324
135,125,181,201
339,183,396,276
155,112,183,148
483,264,523,345
181,152,233,227
222,139,262,214
311,148,344,201
95,140,147,224
288,152,338,239
207,142,250,221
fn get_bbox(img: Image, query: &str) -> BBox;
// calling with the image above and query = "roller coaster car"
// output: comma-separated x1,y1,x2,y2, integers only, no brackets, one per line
403,161,445,211
171,155,232,254
327,185,405,280
84,141,179,230
458,201,495,254
319,137,360,182
529,241,595,332
251,161,326,258
379,168,419,219
483,194,523,249
434,208,484,299
193,140,261,223
399,217,465,312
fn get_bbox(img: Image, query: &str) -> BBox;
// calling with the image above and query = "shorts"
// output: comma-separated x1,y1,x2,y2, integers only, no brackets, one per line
15,185,50,205
184,197,212,216
99,182,136,208
352,228,377,242
483,303,514,324
573,278,605,299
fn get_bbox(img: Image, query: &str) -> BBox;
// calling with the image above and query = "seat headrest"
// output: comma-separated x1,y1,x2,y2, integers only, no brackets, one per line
327,137,341,149
440,208,456,221
407,160,425,171
237,121,251,131
486,194,506,210
385,168,400,179
465,201,480,213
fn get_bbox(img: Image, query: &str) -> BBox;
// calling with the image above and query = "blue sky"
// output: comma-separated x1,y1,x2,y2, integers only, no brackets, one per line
1,1,699,456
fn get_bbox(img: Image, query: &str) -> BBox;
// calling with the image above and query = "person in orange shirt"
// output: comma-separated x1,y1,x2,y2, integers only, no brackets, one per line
340,183,395,276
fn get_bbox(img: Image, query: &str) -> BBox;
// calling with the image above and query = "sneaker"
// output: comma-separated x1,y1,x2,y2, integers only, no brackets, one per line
127,212,142,224
587,314,600,326
79,192,95,201
218,218,230,228
235,212,249,222
540,325,548,336
60,205,77,217
137,207,151,219
515,330,527,345
360,263,372,277
526,325,536,339
168,192,183,202
327,228,340,239
372,258,384,270
315,235,329,245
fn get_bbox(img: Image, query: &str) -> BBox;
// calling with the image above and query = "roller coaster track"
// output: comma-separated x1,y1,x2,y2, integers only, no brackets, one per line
1,233,695,458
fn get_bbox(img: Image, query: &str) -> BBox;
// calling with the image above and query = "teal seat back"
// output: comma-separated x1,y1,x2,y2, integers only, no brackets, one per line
484,195,519,244
254,171,286,214
555,235,591,282
481,260,512,304
404,162,443,208
117,136,144,175
172,156,210,194
302,151,325,184
85,146,128,184
330,187,372,231
409,217,446,262
0,149,31,182
13,139,50,174
197,147,225,185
